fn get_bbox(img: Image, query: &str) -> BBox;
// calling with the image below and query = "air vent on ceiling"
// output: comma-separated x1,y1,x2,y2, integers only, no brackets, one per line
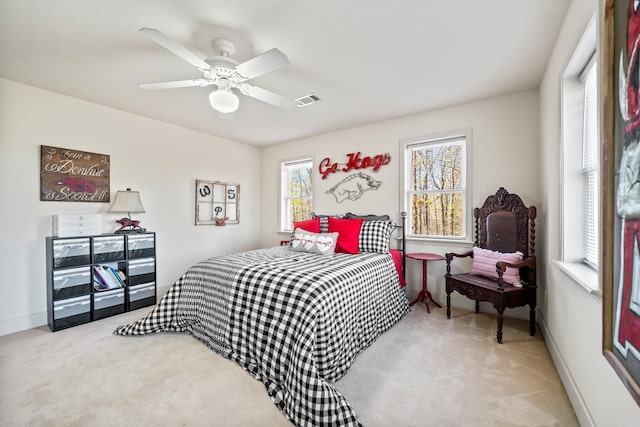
295,93,321,108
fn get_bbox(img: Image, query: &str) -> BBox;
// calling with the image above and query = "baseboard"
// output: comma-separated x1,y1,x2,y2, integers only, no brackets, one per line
0,311,47,336
538,315,594,427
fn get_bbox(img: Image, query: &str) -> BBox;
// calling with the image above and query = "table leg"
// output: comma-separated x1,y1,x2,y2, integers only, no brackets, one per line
423,260,442,311
409,290,426,308
408,257,442,313
421,259,431,312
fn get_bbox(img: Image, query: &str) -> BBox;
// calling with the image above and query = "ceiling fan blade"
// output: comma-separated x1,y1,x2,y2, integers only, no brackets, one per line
243,85,296,110
235,48,289,79
139,27,211,70
138,79,211,90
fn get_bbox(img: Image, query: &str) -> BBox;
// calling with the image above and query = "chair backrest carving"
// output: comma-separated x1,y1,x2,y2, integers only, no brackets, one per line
473,187,536,258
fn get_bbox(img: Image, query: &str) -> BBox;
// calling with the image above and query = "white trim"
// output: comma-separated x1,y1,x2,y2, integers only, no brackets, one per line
559,14,600,288
553,260,601,300
278,156,314,232
399,128,473,242
0,311,47,336
539,315,596,427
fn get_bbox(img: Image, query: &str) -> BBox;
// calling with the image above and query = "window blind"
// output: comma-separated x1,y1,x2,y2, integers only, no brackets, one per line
581,59,599,268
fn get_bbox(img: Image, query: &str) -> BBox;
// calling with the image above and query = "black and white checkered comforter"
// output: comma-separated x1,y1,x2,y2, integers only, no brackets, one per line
114,246,408,426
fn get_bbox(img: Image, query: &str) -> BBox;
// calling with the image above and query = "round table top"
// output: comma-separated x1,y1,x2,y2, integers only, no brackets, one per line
406,252,445,261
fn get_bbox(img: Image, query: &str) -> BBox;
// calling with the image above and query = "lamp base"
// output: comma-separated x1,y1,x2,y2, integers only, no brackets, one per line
115,227,147,234
115,217,145,234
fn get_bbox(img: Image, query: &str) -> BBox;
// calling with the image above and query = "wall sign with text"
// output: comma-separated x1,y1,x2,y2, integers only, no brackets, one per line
40,145,110,202
195,179,239,225
318,151,391,179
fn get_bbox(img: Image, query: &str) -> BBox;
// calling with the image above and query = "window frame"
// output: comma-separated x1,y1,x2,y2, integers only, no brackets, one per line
279,157,314,232
557,15,600,295
399,128,472,243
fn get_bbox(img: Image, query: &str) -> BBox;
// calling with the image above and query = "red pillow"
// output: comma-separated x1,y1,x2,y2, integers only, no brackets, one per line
293,217,321,233
327,217,363,254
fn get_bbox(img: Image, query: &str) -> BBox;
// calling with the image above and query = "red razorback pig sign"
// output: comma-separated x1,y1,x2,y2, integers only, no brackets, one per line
318,151,391,179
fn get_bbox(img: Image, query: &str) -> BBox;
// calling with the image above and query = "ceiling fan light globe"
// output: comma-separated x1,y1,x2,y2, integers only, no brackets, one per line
209,89,239,113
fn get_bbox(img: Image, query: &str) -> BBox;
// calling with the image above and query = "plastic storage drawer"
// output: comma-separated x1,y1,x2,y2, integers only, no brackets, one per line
127,234,155,259
127,258,155,286
52,238,90,268
128,282,156,310
52,295,91,330
92,235,125,263
93,288,125,320
52,266,92,300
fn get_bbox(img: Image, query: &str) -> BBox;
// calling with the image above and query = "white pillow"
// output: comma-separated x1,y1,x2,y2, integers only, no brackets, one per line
290,229,339,256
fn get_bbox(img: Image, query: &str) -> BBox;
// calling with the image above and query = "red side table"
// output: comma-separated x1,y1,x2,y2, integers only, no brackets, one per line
406,253,444,313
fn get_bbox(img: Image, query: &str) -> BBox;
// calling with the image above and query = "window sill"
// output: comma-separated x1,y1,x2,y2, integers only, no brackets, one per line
401,236,474,248
553,260,601,300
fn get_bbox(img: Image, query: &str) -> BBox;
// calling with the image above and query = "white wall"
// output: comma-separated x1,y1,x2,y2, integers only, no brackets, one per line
260,90,540,315
539,0,640,425
0,78,262,335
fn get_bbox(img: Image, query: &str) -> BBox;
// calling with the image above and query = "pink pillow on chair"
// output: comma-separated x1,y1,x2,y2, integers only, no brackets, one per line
471,247,523,286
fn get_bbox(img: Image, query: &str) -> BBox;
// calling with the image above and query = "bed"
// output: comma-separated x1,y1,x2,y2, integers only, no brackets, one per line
114,214,409,426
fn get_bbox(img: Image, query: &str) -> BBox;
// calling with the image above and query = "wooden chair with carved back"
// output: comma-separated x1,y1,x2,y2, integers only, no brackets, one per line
445,187,537,343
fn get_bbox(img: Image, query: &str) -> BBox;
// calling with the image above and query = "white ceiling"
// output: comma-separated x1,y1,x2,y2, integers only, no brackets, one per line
0,0,571,146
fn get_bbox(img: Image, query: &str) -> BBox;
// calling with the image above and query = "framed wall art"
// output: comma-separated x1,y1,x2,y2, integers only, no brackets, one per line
602,0,640,405
195,179,239,225
40,145,110,202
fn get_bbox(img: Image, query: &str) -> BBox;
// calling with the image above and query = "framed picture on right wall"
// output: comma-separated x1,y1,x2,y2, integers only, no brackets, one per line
602,0,640,405
195,179,240,226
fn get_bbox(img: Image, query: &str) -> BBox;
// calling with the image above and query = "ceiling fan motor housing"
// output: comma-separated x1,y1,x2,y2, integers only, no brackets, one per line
212,38,235,57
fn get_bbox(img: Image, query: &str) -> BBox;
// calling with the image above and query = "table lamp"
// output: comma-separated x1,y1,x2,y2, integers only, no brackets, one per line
110,188,146,233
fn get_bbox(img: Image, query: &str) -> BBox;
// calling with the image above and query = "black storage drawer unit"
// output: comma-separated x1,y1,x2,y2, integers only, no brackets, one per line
92,235,125,263
127,234,155,259
46,232,156,331
52,238,90,268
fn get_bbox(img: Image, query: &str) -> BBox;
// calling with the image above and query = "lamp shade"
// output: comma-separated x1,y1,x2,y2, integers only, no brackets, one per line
209,89,239,113
110,188,145,214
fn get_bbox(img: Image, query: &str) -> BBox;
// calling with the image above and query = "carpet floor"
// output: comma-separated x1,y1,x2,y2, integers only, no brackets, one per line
0,304,578,426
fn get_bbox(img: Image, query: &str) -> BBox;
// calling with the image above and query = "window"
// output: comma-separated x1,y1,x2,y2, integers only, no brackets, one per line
280,159,313,231
581,58,599,269
558,16,599,293
401,130,470,240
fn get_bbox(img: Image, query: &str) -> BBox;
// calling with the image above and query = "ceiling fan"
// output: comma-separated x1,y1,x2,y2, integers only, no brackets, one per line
138,27,296,118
